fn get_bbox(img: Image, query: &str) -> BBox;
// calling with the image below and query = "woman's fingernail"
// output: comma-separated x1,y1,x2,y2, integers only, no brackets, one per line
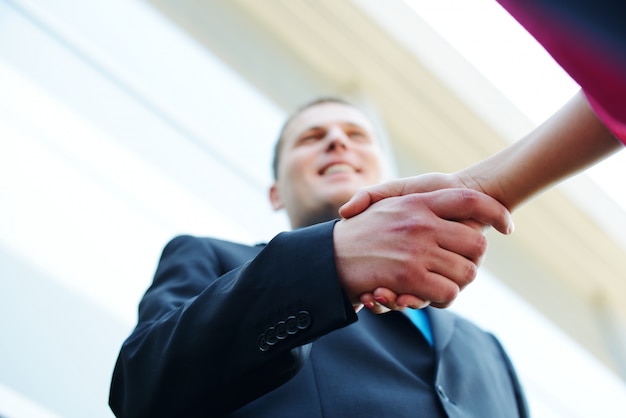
374,296,388,305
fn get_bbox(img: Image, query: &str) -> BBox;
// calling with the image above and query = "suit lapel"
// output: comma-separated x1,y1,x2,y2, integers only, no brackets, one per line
425,307,456,356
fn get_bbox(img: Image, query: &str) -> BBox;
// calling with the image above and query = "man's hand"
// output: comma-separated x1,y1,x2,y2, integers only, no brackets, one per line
333,188,512,309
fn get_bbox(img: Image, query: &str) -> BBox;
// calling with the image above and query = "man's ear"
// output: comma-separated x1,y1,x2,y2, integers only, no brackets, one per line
269,183,283,211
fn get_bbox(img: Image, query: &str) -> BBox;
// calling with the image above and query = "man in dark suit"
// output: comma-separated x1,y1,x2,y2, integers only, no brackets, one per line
109,99,527,417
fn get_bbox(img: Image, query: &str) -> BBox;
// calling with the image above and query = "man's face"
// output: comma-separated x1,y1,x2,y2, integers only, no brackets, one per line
270,102,385,228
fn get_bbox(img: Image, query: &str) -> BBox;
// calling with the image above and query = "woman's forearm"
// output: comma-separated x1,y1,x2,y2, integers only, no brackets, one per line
460,90,622,211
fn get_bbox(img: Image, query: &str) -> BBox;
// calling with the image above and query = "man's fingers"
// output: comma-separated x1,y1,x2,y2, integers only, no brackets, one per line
427,189,514,235
435,222,488,265
418,272,461,308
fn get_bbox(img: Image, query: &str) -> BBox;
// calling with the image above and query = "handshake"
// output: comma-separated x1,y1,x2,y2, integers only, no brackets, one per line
332,172,514,314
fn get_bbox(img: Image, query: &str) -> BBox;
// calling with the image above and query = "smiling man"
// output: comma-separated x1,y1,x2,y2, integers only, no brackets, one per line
270,100,385,228
109,98,527,418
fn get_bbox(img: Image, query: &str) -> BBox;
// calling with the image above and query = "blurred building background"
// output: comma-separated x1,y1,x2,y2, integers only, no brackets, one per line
1,0,625,417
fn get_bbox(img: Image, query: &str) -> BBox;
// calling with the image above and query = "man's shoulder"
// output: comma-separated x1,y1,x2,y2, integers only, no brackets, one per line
155,235,266,276
162,234,264,258
185,234,264,249
168,234,263,248
168,221,336,258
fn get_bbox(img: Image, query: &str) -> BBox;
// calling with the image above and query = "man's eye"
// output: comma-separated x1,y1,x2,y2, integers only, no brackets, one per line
299,132,322,143
348,131,368,141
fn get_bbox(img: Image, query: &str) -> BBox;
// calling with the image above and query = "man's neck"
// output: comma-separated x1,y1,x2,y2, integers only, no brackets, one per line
292,207,342,229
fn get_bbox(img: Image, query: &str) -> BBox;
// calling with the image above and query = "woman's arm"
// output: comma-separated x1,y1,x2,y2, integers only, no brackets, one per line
456,90,622,211
340,90,622,218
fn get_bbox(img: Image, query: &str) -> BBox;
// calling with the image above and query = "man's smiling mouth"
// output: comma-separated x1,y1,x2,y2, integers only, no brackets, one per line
321,163,357,176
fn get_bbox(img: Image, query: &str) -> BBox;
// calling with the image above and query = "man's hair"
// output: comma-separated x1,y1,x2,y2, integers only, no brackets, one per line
271,97,355,180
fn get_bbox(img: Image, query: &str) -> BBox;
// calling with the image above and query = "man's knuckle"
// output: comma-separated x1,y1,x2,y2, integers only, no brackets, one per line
475,234,488,256
463,262,478,285
438,283,460,305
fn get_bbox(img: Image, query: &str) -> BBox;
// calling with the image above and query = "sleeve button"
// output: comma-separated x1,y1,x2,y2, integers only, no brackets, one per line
265,326,278,345
258,333,270,352
275,321,288,339
286,316,298,334
296,311,311,330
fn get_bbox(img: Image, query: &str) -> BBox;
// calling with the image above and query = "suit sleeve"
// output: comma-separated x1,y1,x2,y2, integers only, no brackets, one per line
109,221,357,417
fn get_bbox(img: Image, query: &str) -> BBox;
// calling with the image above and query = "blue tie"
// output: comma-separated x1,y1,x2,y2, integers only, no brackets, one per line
405,309,433,346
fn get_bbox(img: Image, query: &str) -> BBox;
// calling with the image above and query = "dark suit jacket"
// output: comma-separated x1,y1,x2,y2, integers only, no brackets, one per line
110,221,529,417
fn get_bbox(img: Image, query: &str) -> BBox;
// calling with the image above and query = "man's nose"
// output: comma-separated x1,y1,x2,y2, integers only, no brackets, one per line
325,127,349,151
